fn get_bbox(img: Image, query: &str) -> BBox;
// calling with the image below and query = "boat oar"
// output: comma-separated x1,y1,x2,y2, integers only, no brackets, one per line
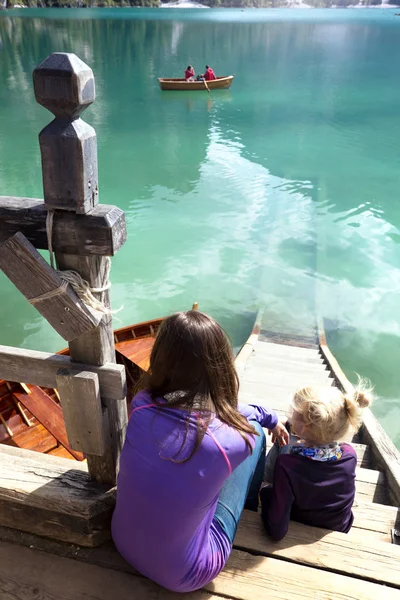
204,79,210,93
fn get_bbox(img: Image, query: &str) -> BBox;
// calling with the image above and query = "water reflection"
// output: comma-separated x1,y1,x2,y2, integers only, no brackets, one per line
1,10,400,445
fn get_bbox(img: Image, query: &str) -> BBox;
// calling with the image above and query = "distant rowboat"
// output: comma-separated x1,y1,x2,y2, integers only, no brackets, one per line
158,76,234,91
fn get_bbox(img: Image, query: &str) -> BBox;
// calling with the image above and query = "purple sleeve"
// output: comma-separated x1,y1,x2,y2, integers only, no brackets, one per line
260,456,294,541
239,403,279,431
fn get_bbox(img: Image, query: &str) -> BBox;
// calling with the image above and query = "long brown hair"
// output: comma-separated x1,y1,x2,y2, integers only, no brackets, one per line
135,310,257,462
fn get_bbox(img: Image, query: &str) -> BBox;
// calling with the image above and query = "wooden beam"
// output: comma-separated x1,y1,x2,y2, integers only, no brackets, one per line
0,232,102,341
0,197,126,256
0,445,114,547
0,344,126,400
56,369,105,456
56,253,128,485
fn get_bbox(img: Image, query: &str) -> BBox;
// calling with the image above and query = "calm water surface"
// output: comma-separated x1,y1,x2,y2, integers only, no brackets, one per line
1,8,400,446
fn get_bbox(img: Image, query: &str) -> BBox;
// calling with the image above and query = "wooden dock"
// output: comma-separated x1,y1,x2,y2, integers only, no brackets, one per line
1,317,400,599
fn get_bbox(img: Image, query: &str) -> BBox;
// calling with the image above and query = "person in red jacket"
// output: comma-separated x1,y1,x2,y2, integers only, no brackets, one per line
204,65,216,81
185,65,195,81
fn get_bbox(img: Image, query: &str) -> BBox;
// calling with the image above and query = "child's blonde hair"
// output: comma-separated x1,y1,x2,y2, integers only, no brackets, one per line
290,381,373,445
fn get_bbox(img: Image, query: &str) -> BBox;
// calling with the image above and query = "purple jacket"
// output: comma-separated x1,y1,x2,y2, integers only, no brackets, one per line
112,390,278,592
260,443,357,541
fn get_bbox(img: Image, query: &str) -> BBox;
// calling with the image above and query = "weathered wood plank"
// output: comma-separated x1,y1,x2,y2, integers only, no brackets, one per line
352,497,400,535
56,253,128,485
0,540,226,600
0,232,101,341
0,197,126,256
0,445,114,546
234,510,400,587
1,537,399,600
56,369,105,456
0,528,400,600
0,344,126,401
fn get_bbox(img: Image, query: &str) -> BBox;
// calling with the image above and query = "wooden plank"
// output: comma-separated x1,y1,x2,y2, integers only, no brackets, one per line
0,540,226,600
357,467,385,485
355,479,388,504
245,355,330,374
0,344,126,401
241,367,334,387
1,537,399,600
253,341,322,361
13,386,83,461
0,232,101,341
56,253,128,485
4,423,57,454
234,510,400,587
0,445,113,516
318,337,400,506
116,337,155,371
362,409,400,507
0,445,114,546
56,369,105,456
0,197,126,256
48,445,76,460
352,498,399,535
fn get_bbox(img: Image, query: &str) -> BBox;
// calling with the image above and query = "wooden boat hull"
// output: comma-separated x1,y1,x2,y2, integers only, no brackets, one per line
158,76,234,91
0,318,162,461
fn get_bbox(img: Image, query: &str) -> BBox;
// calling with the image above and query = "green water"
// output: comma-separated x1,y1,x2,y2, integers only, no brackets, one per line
1,8,400,446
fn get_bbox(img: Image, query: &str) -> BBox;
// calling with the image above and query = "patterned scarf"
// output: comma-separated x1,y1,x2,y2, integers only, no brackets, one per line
290,442,343,462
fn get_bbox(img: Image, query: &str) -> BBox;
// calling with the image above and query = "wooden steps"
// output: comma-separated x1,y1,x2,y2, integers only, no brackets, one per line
0,334,398,599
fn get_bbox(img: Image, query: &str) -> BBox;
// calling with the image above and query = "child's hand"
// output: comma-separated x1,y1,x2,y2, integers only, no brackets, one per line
269,419,290,447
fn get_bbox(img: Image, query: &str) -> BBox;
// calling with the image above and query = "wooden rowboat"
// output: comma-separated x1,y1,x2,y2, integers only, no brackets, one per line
158,76,234,91
0,317,162,461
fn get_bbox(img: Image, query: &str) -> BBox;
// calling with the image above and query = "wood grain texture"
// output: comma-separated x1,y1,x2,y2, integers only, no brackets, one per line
0,536,398,600
0,445,113,517
56,369,105,456
39,118,98,214
13,385,83,460
56,253,128,485
0,344,126,400
0,445,114,546
0,197,126,256
0,232,101,341
234,510,400,587
0,541,226,600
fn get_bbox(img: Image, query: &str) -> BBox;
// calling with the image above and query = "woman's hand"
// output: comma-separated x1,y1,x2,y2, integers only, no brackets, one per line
269,419,290,447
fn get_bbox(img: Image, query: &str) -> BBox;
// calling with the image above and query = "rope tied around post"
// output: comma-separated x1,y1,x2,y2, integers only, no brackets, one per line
29,209,112,315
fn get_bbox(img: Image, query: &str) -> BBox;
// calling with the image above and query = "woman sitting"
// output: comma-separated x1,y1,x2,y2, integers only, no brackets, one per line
185,65,195,81
112,310,288,592
261,383,372,541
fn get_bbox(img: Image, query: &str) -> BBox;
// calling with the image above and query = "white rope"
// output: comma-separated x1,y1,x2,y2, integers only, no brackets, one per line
29,281,69,305
41,209,112,315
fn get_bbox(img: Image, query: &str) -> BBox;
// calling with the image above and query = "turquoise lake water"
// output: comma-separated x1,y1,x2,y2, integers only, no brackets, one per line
0,8,400,446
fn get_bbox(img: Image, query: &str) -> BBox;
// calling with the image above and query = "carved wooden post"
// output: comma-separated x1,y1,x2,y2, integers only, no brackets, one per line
33,53,128,485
